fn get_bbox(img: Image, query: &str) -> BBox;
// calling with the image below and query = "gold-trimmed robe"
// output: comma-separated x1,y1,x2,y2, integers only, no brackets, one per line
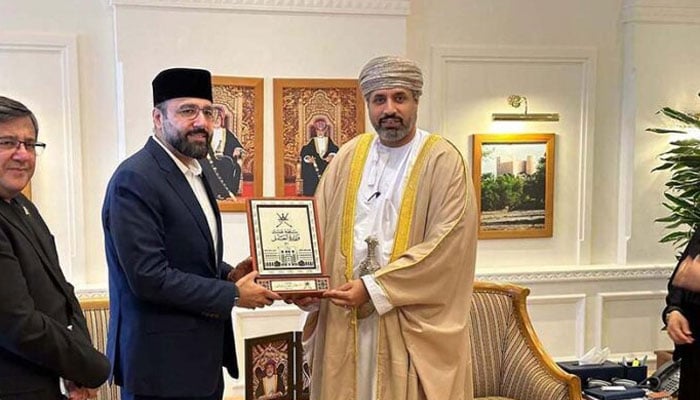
304,132,477,400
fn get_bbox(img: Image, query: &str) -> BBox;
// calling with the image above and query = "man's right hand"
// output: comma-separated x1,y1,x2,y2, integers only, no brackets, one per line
235,271,282,309
667,310,694,345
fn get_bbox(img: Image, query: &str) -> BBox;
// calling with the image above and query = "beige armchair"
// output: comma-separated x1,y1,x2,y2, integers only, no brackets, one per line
470,281,582,400
80,297,120,400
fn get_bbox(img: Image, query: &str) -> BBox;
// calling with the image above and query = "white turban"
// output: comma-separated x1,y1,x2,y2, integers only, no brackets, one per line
358,55,424,99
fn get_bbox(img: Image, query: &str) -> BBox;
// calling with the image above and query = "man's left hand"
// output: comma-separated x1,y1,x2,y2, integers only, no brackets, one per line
227,257,253,282
323,279,370,308
65,381,99,400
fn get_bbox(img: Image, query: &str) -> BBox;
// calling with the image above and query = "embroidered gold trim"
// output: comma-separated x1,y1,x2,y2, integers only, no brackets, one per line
390,134,441,261
341,133,374,281
338,133,374,394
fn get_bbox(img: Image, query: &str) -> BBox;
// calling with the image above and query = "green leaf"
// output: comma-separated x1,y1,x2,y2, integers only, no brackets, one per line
652,163,674,172
659,107,700,127
660,231,688,242
650,105,700,251
646,128,688,134
655,215,679,223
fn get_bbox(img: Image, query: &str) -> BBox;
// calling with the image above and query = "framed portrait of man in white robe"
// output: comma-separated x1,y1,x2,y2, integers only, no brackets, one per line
273,78,364,197
204,76,264,212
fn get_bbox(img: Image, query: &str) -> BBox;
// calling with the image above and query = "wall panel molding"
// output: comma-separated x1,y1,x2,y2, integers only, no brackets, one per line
476,264,672,283
76,264,674,297
109,0,410,16
431,45,597,265
622,0,700,24
528,294,586,359
76,287,109,299
0,32,86,281
594,290,670,358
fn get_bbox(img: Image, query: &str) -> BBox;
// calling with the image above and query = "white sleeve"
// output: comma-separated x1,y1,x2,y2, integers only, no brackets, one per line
361,275,394,315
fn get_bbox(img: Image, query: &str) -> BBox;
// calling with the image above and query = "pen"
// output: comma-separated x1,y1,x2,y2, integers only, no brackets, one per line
366,191,381,202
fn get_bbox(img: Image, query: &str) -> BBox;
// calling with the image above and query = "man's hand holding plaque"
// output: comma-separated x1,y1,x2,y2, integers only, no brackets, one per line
227,257,254,282
234,270,282,309
246,198,330,296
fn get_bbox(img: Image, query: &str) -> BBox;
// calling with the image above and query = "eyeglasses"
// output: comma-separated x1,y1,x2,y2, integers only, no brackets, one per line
174,105,218,121
0,138,46,155
586,378,638,389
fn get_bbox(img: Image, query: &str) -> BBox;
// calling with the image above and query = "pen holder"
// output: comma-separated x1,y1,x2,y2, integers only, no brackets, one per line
620,363,647,383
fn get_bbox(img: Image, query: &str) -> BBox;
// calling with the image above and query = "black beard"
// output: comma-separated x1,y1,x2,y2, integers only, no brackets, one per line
169,129,210,159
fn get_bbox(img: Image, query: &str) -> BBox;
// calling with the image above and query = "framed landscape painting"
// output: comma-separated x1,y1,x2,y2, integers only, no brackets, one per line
472,133,555,239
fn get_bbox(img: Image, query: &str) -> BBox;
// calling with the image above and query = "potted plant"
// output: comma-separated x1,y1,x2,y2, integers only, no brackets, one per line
647,106,700,252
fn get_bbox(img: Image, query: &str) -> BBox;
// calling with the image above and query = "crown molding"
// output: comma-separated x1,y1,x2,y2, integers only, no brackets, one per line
77,265,672,297
476,264,674,284
76,287,108,299
622,0,700,24
109,0,410,16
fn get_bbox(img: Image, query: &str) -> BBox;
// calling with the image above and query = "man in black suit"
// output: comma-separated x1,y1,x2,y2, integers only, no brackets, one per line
0,96,110,399
102,68,280,400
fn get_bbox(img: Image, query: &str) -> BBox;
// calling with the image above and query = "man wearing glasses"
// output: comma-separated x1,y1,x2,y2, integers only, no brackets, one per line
102,68,280,400
0,96,110,399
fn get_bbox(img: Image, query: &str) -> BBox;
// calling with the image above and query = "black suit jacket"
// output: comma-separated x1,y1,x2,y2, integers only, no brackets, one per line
102,138,238,397
0,194,110,398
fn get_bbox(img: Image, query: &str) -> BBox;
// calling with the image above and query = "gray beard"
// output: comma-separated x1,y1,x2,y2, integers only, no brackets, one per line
376,126,409,144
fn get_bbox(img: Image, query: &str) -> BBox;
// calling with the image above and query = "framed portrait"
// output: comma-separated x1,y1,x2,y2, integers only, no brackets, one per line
273,78,365,197
245,332,295,400
472,133,555,239
246,198,329,295
200,76,263,212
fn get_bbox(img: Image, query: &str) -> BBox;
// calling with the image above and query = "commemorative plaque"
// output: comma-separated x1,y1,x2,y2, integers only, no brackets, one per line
246,198,329,295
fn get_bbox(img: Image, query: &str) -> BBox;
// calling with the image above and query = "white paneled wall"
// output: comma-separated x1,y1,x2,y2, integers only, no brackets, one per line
528,294,586,360
595,291,671,359
0,32,86,282
430,45,596,267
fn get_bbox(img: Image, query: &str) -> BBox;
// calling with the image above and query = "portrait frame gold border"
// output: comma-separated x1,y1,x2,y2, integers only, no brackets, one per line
209,75,264,212
273,78,365,197
472,133,555,239
245,332,295,400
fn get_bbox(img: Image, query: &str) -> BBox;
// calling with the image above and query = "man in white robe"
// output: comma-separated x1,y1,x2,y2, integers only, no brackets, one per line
297,55,478,400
